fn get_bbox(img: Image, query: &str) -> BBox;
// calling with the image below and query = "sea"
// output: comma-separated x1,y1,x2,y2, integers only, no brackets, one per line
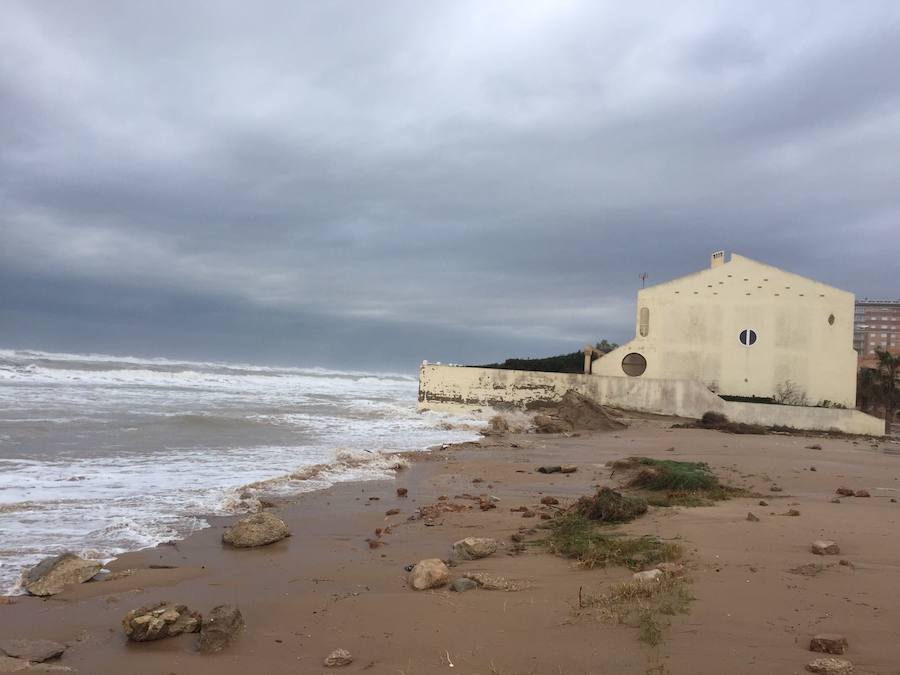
0,348,483,594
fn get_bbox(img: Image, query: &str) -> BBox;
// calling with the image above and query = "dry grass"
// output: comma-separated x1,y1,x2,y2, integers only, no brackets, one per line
579,575,694,646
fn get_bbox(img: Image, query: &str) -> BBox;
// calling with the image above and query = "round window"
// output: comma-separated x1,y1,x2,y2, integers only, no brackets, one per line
621,352,647,377
739,329,758,346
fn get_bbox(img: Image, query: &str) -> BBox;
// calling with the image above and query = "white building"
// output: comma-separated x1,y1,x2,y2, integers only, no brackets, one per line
590,252,857,408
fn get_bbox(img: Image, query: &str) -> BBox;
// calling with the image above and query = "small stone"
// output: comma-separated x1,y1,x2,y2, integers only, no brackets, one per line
449,578,478,592
462,572,524,591
784,509,801,517
539,513,551,520
810,466,817,471
452,537,498,561
632,569,663,583
407,559,450,590
891,498,897,503
854,490,870,498
758,500,768,506
811,540,840,556
510,533,523,543
770,485,783,492
521,510,536,518
839,559,852,567
747,512,760,522
540,496,559,506
830,498,841,504
810,634,848,655
805,656,854,674
536,466,562,474
806,444,823,450
199,605,244,653
560,465,577,474
835,487,855,497
385,508,400,516
323,649,353,667
396,488,408,497
0,639,66,663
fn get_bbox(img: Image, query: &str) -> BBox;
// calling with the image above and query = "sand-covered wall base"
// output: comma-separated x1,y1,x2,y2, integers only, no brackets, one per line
418,364,884,436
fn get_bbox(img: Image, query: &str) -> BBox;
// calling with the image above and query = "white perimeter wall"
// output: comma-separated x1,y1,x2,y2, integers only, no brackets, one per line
418,364,884,436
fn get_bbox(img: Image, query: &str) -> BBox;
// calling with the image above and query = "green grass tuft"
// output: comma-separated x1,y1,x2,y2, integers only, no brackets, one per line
545,511,681,570
614,456,744,505
574,487,648,523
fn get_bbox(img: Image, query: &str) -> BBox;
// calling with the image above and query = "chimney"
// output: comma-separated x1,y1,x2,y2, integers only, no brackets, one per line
710,250,725,268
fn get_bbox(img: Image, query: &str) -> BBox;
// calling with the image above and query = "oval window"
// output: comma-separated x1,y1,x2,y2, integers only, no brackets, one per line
739,329,758,346
828,314,835,325
621,353,647,377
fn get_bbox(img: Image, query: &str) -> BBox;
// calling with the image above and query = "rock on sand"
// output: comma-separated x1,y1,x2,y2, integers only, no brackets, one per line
23,553,102,597
199,605,244,653
407,559,450,590
323,649,354,667
810,634,848,655
222,512,290,548
806,657,854,674
0,639,66,663
811,540,841,556
122,602,201,642
452,537,498,560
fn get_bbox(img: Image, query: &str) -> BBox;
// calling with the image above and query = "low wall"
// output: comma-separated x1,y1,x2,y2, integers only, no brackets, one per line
418,364,884,436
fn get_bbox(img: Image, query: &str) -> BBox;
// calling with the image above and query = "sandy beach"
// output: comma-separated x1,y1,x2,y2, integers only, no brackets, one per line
2,412,899,675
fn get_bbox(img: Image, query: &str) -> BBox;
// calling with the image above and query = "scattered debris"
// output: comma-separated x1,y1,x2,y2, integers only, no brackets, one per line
806,444,823,450
835,487,855,497
385,508,400,516
462,572,525,591
747,512,760,522
396,488,408,498
783,509,801,517
854,490,870,498
574,488,648,523
770,485,783,492
540,496,560,506
789,563,830,577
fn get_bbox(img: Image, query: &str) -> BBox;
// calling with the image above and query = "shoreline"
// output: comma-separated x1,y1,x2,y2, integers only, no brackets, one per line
2,413,899,673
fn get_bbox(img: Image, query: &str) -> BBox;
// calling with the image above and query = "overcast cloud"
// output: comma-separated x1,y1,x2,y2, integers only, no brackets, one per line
2,1,899,370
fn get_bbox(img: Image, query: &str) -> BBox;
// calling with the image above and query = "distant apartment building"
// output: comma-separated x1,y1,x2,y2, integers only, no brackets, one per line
854,299,900,365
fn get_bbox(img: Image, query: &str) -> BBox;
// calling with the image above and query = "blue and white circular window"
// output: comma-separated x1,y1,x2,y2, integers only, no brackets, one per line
739,329,758,346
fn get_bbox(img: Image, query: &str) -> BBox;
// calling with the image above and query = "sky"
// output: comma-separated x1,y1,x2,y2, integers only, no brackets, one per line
2,1,899,371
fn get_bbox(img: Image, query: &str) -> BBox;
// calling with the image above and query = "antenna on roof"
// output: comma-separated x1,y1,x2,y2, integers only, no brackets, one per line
639,272,648,288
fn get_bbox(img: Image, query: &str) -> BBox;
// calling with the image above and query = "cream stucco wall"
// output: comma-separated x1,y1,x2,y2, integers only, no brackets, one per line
418,364,884,436
591,254,858,408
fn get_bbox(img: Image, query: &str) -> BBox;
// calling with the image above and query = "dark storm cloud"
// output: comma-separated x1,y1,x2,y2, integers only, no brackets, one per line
2,1,899,369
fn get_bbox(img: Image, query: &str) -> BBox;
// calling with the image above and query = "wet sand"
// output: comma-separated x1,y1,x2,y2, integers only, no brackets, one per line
2,415,899,674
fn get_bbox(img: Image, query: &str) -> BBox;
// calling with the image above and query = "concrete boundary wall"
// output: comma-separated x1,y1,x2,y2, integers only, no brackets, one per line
418,364,884,436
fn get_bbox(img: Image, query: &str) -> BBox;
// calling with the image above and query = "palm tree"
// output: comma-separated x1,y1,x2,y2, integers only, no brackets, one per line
873,349,899,435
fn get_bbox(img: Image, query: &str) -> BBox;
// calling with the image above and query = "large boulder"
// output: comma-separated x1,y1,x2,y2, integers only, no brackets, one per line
407,559,450,590
222,512,290,548
23,553,102,597
199,605,244,653
122,602,201,642
452,537,498,561
0,639,66,663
